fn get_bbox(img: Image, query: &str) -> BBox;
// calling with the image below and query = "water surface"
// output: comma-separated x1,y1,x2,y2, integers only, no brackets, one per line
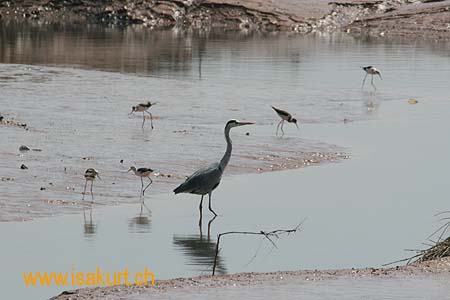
1,22,450,300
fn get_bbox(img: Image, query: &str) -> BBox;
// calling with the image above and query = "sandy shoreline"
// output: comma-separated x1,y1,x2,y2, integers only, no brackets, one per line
51,258,450,299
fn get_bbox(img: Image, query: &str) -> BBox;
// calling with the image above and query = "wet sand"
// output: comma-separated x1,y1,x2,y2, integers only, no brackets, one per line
51,258,450,299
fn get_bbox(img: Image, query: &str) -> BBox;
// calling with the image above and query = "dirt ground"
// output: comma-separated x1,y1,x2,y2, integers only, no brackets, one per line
51,257,450,300
1,0,449,38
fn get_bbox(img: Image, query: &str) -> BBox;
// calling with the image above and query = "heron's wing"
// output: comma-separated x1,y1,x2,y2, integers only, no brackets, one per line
174,163,222,194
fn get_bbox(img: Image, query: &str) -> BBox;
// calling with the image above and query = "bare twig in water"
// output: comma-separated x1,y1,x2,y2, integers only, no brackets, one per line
212,220,305,275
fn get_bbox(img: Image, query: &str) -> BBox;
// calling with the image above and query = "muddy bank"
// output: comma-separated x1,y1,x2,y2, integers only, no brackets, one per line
326,0,450,40
0,0,326,30
51,258,450,300
1,1,450,38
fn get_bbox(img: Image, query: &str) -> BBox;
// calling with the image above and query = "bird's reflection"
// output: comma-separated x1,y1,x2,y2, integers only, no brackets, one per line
128,202,152,234
83,206,97,238
173,216,226,275
362,90,380,113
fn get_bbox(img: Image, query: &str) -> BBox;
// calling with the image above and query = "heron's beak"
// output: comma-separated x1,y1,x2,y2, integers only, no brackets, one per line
237,122,255,126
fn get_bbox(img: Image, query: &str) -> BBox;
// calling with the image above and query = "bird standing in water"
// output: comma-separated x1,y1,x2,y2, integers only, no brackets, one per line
361,66,382,90
128,166,154,197
130,101,155,129
82,168,100,203
271,106,299,136
173,120,254,224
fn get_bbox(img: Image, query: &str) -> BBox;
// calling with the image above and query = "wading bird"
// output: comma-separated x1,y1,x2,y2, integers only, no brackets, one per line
361,66,382,90
129,101,155,129
128,166,154,197
173,120,254,223
271,106,299,136
82,168,100,202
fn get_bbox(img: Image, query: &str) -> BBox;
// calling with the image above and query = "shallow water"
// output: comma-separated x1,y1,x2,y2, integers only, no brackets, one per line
1,22,450,300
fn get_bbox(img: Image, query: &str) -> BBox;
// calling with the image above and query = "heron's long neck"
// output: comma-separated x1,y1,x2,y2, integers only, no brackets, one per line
219,126,232,171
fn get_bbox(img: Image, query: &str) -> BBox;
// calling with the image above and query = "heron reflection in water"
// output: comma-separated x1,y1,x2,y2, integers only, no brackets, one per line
173,216,226,275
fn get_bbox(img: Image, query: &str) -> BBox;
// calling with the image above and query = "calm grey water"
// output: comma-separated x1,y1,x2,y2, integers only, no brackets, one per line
1,22,450,300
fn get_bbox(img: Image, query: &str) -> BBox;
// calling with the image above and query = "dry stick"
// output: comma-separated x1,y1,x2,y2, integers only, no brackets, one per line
212,221,304,276
386,211,450,266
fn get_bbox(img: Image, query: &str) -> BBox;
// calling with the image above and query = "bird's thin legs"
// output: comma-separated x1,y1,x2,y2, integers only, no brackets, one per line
361,73,368,90
276,120,282,136
145,111,154,129
208,192,217,217
141,112,146,129
199,195,204,227
207,215,216,239
140,177,144,197
370,74,377,91
143,177,153,195
90,181,94,203
82,180,88,201
280,120,285,136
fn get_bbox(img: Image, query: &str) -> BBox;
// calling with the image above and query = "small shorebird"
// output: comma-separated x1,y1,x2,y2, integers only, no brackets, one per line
174,119,254,224
361,66,382,90
130,101,155,129
128,166,154,197
271,106,299,136
82,168,100,202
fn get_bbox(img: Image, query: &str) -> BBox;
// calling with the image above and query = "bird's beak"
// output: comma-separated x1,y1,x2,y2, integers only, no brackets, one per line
237,122,255,126
96,174,101,180
295,123,300,130
378,73,383,80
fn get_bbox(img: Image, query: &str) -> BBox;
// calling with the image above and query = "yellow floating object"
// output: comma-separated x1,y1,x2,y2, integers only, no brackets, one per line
408,99,418,104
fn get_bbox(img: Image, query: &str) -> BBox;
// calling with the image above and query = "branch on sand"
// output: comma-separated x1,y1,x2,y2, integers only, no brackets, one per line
383,211,450,267
212,220,305,275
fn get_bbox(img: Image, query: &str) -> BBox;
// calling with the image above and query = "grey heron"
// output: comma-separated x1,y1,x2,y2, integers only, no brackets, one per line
271,106,299,136
130,101,155,129
361,66,382,90
173,119,254,221
128,166,154,197
82,168,100,202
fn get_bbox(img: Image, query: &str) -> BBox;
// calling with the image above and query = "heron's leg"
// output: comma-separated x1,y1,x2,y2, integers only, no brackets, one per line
280,120,285,136
145,111,154,129
276,120,282,136
207,215,216,239
361,73,368,90
90,181,94,203
143,177,153,195
198,195,204,227
208,192,218,217
82,180,87,201
370,75,377,91
140,177,144,197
